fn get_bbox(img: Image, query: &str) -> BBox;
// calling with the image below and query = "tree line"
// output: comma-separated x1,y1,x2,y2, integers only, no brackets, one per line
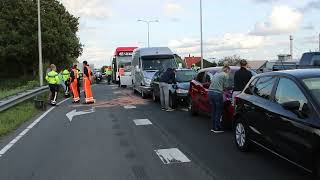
0,0,82,79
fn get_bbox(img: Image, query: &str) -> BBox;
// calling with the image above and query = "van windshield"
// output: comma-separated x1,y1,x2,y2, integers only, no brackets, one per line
141,55,177,71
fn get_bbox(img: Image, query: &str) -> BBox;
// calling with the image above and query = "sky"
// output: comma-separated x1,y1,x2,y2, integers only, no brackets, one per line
59,0,320,67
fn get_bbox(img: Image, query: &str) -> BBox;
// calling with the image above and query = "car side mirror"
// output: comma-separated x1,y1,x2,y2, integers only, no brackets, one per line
282,101,300,111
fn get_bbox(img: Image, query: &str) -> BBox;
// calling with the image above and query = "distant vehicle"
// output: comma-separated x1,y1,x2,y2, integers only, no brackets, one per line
234,69,320,177
273,52,320,71
131,47,178,98
112,47,138,86
188,66,240,128
151,69,196,108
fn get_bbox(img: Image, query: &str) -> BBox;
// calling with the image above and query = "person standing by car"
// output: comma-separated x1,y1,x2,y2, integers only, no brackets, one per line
209,65,231,133
233,60,252,103
159,68,176,112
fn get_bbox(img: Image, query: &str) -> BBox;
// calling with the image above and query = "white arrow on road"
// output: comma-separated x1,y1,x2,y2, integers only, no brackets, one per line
66,108,95,122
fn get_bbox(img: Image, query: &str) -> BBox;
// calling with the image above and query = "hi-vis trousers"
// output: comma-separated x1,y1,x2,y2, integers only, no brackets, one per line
83,77,94,103
70,79,80,102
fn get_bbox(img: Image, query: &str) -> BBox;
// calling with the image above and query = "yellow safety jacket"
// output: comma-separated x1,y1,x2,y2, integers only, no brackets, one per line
45,71,60,85
62,69,70,81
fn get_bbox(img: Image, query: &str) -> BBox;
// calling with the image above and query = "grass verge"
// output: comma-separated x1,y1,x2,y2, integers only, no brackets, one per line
0,80,39,99
0,100,39,137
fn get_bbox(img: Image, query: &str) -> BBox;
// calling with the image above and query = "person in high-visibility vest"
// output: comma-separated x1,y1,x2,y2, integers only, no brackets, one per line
62,67,70,97
45,64,60,106
83,61,95,104
105,66,113,85
118,65,125,87
69,64,80,103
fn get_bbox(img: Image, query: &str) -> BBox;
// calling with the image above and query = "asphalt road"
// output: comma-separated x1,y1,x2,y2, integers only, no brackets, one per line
0,83,313,180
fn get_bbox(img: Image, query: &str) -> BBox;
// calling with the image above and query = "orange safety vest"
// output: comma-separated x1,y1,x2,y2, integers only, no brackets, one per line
119,68,125,76
70,68,80,102
83,65,94,103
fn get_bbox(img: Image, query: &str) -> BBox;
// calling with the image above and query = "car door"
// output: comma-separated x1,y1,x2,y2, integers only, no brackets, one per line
190,72,205,112
267,77,316,167
201,72,212,113
245,76,277,144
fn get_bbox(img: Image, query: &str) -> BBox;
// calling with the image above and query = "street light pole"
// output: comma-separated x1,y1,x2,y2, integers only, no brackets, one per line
200,0,204,69
138,19,159,48
37,0,43,86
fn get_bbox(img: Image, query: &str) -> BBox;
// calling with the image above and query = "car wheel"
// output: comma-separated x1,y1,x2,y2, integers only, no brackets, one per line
169,94,176,109
152,91,158,102
234,119,251,152
188,97,198,116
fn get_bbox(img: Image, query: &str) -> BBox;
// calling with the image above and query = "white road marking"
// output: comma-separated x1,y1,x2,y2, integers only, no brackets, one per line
180,108,189,112
133,119,152,126
155,148,191,164
124,105,136,109
113,91,122,94
66,107,95,122
0,97,70,158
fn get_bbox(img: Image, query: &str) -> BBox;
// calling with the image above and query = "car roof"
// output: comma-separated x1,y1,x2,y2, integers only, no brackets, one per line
257,69,320,79
198,66,240,74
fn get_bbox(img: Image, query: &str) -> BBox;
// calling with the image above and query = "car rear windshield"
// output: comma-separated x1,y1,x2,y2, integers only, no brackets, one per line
175,70,196,82
303,78,320,104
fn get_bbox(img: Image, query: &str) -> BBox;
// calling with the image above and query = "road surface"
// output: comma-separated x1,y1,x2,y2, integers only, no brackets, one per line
0,83,312,180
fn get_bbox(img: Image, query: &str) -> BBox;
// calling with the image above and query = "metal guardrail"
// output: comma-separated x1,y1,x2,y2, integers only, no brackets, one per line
0,86,48,112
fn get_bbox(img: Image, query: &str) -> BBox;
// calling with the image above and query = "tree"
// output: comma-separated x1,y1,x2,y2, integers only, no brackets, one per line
217,55,245,66
0,0,82,78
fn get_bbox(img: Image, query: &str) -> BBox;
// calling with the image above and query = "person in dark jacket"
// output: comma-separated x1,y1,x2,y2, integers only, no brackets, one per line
159,68,176,111
233,60,253,103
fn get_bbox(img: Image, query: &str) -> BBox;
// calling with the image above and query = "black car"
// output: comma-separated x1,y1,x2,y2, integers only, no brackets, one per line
151,69,196,108
233,69,320,176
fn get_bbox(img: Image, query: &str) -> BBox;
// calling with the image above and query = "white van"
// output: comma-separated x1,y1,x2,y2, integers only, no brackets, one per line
131,47,178,98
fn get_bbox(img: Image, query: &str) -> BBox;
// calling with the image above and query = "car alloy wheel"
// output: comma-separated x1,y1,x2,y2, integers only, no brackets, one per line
234,120,250,152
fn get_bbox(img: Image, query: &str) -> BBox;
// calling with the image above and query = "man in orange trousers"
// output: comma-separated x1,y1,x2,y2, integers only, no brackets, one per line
70,64,80,103
83,61,95,104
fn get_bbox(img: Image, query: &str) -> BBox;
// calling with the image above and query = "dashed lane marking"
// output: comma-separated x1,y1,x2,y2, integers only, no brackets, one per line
124,105,136,109
133,119,152,126
154,148,191,164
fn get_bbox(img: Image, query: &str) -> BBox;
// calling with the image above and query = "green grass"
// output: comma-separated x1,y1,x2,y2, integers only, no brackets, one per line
0,80,39,99
0,100,39,137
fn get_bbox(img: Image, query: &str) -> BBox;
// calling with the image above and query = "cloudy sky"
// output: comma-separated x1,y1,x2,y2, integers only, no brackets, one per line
59,0,320,67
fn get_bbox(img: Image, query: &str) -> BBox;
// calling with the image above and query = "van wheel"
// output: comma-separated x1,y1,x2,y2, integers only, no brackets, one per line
141,91,147,99
234,118,251,152
189,97,198,116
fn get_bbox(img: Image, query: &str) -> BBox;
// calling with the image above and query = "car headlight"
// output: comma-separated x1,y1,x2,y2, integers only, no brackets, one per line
144,78,151,85
176,89,189,94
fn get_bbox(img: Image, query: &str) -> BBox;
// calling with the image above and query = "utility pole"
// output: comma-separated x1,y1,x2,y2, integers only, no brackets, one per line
137,19,159,48
290,35,293,60
200,0,204,69
37,0,43,86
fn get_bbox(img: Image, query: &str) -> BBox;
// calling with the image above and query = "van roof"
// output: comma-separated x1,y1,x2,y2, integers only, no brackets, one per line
135,47,174,56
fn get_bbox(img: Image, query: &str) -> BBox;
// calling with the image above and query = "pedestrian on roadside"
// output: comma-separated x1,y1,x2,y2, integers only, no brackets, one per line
70,64,80,103
62,67,70,97
233,60,252,104
105,66,113,85
83,61,95,104
208,65,231,133
159,68,176,112
45,64,60,106
118,65,125,87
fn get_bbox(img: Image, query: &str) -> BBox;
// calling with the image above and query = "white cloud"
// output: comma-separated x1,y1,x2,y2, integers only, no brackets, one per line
60,0,112,19
164,3,183,15
79,46,113,68
169,33,265,57
250,6,303,36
